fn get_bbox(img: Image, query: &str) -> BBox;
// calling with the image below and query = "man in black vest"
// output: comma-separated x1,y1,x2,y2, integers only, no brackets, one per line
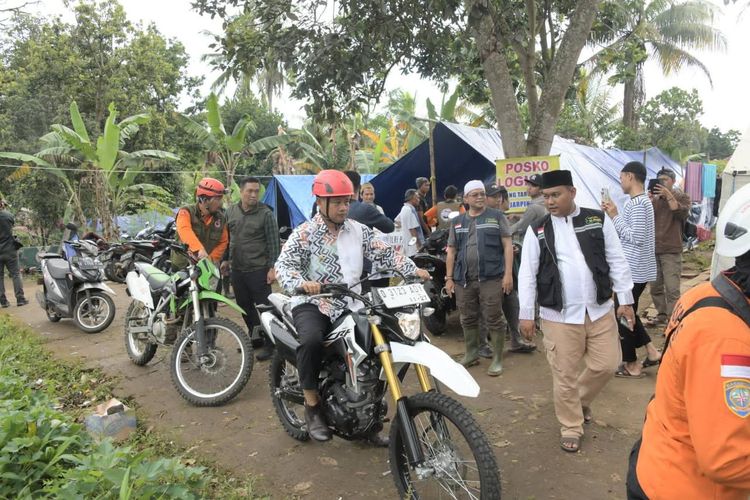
518,170,635,453
446,180,514,376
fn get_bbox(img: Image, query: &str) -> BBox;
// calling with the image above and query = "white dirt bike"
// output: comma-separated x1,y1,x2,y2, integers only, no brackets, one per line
258,270,501,499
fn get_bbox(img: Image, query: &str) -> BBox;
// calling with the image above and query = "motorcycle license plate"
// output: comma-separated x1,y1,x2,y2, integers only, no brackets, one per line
377,284,431,308
76,257,100,270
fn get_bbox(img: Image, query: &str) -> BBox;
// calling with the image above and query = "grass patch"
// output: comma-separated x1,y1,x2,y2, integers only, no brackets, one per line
683,240,714,273
0,314,268,499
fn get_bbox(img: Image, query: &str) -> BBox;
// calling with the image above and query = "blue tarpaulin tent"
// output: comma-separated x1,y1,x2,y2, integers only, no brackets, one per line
371,122,683,219
263,174,375,228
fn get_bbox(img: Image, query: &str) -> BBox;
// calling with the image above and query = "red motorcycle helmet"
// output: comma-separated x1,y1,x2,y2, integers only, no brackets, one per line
312,170,354,198
196,177,227,197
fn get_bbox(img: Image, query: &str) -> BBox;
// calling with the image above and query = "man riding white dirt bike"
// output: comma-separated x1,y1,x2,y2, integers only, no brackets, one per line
267,170,502,498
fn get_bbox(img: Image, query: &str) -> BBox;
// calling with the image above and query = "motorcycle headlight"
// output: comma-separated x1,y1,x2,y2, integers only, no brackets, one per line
196,259,221,291
206,270,220,292
395,311,421,340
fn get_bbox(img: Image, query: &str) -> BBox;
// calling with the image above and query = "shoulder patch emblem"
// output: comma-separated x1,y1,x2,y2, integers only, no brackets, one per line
724,379,750,418
585,215,602,225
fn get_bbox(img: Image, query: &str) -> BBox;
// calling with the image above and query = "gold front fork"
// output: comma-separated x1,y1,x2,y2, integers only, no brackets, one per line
371,323,432,405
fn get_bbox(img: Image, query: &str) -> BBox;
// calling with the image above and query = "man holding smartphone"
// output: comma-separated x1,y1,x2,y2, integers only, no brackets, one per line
647,168,691,327
602,162,661,378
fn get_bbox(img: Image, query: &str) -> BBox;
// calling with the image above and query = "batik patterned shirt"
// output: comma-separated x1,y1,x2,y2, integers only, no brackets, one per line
275,214,418,319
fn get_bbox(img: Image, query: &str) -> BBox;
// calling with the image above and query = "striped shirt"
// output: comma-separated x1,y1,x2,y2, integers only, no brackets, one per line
611,193,657,283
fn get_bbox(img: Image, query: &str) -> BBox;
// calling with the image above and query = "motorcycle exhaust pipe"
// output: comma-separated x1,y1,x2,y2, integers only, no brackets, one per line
395,397,425,466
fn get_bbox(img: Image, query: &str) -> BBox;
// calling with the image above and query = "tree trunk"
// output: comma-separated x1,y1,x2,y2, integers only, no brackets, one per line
94,169,116,240
623,76,636,129
465,0,527,157
526,0,603,155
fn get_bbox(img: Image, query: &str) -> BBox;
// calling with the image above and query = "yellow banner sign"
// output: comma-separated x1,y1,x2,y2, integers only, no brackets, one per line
496,155,560,213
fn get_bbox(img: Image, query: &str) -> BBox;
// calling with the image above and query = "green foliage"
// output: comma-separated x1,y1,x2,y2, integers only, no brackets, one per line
5,171,68,245
640,87,707,159
705,127,740,160
176,92,293,183
0,0,199,204
0,317,206,499
590,0,726,126
555,72,619,146
0,315,267,499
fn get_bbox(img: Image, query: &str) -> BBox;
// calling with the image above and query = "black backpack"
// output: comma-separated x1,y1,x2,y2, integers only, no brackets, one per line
662,273,750,359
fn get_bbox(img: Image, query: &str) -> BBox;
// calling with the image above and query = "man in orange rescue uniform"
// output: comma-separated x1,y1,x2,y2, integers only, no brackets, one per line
171,177,229,270
627,182,750,499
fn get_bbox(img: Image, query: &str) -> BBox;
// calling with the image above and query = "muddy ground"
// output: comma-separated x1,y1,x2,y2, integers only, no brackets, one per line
3,256,711,499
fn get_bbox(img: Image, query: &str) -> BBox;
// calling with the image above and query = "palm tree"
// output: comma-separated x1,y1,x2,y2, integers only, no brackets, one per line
556,72,621,146
589,0,726,129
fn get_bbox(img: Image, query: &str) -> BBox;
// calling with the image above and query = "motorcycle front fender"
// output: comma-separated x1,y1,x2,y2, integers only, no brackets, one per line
125,271,153,309
76,281,117,296
179,291,246,316
387,341,480,398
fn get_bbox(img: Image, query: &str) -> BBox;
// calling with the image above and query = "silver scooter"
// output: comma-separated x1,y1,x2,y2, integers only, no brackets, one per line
36,225,116,333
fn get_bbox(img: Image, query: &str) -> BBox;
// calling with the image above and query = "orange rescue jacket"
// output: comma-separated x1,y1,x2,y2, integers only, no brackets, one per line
636,280,750,499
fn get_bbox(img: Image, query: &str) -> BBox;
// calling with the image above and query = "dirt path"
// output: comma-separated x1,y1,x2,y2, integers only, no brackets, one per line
4,273,707,498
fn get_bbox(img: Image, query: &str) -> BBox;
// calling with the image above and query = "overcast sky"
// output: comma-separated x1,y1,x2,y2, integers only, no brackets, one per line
36,0,750,135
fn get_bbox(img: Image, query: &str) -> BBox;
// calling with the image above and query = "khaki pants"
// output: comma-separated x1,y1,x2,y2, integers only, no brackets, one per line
650,253,682,321
541,312,620,438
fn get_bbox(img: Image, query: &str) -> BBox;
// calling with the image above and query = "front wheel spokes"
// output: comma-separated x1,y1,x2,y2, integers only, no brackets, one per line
390,392,499,499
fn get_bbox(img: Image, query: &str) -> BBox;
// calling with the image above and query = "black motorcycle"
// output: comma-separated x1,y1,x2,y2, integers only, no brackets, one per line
259,271,501,498
411,229,455,335
101,221,175,282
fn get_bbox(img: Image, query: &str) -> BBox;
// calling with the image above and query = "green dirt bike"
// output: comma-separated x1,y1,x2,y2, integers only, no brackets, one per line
123,240,253,406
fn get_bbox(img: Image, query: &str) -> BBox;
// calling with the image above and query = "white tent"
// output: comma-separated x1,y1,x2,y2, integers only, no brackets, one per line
711,125,750,278
720,125,750,211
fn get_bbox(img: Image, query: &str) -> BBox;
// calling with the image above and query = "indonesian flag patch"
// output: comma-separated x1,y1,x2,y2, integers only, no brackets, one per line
721,355,750,379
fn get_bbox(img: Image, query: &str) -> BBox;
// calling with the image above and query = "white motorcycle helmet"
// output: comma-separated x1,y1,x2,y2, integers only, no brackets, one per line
716,183,750,258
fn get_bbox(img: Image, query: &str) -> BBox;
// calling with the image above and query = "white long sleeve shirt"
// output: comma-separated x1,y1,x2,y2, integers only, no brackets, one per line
518,205,634,325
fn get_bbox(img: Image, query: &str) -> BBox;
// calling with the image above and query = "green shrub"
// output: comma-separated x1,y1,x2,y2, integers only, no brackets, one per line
0,317,208,499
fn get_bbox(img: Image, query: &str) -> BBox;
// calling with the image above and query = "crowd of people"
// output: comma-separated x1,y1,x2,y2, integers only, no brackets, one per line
2,163,748,497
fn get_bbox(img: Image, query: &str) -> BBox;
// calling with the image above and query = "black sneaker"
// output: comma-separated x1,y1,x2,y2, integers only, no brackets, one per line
16,298,28,306
0,300,9,308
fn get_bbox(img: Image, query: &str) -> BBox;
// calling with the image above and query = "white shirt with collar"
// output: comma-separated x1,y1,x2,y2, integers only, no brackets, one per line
518,205,634,325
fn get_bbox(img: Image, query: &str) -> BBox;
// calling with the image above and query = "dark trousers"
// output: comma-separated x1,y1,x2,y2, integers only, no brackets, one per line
0,252,24,303
231,268,271,334
626,438,649,499
291,303,331,390
617,282,652,363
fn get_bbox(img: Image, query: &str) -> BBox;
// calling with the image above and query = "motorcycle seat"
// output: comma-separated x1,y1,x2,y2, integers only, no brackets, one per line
46,259,70,279
134,262,172,291
38,252,63,259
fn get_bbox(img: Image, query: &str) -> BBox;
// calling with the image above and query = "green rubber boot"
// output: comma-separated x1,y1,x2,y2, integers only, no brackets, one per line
487,328,505,376
460,328,480,367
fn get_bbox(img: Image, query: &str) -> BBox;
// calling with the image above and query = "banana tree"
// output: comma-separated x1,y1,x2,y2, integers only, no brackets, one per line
176,93,295,189
1,101,178,239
